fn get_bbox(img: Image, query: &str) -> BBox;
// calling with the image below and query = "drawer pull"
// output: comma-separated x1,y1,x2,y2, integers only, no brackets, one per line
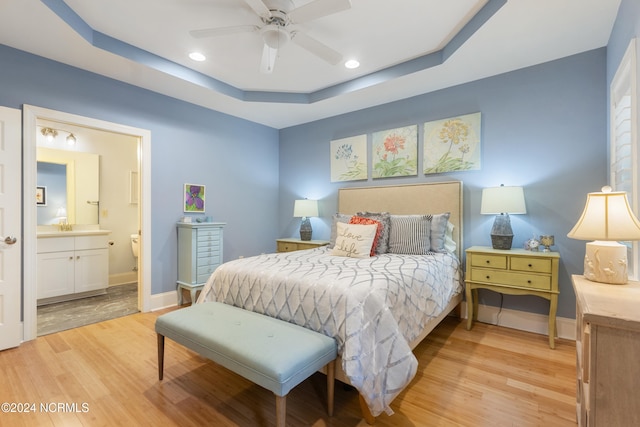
486,275,491,280
527,280,532,284
528,264,533,267
485,260,490,264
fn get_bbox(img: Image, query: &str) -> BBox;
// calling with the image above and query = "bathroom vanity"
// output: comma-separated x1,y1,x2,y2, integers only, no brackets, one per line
37,229,110,305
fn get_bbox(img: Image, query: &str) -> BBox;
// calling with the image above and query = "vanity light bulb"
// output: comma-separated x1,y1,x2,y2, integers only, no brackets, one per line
66,133,76,145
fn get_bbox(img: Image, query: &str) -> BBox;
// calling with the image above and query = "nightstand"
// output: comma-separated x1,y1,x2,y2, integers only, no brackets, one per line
276,238,329,253
465,245,560,348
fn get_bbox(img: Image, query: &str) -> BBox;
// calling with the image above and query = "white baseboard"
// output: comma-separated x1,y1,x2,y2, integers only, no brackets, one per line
150,290,179,312
461,301,576,341
109,271,137,286
146,293,576,341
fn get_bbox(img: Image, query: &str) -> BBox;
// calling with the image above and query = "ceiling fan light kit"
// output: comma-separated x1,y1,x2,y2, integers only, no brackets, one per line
190,0,351,73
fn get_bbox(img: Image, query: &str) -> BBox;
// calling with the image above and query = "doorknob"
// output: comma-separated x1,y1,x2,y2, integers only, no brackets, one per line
3,236,17,245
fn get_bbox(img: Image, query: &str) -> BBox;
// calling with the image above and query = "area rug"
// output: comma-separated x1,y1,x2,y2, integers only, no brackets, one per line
37,283,139,336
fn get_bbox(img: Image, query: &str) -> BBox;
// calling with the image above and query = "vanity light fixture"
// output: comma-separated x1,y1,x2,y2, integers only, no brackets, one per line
66,133,77,145
41,127,58,143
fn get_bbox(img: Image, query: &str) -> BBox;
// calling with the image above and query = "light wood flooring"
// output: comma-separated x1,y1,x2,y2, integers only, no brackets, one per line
0,309,577,426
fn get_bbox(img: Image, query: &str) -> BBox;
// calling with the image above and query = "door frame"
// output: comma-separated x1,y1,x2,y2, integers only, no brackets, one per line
22,105,151,341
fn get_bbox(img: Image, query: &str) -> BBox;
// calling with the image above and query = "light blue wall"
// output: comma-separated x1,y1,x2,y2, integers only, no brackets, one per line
0,44,280,295
279,49,608,319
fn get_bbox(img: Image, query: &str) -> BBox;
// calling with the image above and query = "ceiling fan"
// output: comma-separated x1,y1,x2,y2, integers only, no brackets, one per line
190,0,351,73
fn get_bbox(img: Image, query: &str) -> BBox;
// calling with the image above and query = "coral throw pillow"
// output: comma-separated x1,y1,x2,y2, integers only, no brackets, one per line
348,216,382,256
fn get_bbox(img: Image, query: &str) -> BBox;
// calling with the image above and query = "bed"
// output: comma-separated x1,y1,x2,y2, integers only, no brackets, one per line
198,181,464,421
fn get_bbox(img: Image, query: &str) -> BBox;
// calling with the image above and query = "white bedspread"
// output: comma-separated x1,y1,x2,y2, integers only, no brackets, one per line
198,247,462,416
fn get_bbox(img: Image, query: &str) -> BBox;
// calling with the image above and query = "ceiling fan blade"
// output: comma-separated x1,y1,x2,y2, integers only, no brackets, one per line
288,0,351,23
243,0,272,19
260,44,278,73
190,25,258,38
291,32,342,65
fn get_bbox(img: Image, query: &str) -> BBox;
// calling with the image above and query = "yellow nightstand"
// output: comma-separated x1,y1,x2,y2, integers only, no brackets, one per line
276,238,329,253
465,245,560,348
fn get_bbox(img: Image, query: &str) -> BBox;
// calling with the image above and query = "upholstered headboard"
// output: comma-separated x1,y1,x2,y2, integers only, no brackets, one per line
338,181,463,259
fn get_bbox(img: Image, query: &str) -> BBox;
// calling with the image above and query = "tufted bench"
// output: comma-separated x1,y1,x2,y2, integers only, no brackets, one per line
155,302,337,427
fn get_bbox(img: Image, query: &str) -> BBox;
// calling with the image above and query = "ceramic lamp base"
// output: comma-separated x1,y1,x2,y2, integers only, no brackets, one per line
299,217,312,241
583,241,629,284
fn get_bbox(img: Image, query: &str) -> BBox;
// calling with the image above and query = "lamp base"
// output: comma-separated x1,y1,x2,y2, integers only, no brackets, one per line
490,214,513,250
583,241,628,284
299,217,312,241
491,234,513,250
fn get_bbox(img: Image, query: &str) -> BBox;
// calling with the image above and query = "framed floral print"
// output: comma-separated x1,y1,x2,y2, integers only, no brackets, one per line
36,186,47,206
371,125,418,178
184,183,205,212
423,112,481,174
330,134,367,182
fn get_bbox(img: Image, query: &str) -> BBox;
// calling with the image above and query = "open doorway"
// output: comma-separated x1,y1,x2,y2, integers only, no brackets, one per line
23,105,151,342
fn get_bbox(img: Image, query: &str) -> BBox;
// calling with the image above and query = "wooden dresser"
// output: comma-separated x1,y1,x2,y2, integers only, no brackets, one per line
573,274,640,426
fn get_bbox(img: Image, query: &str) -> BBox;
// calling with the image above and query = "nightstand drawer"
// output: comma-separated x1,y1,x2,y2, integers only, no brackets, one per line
470,253,507,269
469,269,552,290
511,257,552,274
277,241,299,252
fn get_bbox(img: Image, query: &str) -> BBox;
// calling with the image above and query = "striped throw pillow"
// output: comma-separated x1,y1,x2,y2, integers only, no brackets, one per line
388,215,431,255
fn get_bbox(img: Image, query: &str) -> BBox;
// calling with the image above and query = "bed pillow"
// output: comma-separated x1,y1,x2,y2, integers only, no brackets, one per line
388,215,431,255
429,212,451,253
355,211,391,254
328,213,353,248
349,216,382,256
444,221,456,253
331,222,378,258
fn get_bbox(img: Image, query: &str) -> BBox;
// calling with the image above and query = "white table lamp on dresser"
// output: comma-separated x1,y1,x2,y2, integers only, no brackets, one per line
567,186,640,284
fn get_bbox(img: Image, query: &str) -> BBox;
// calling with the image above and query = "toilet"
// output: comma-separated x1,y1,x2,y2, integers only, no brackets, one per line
130,234,139,259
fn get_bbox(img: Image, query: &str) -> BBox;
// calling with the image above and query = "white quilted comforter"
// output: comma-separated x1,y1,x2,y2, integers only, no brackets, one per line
198,247,462,416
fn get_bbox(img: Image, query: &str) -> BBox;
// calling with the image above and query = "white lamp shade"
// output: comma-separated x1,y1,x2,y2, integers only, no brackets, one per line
293,199,318,218
568,187,640,241
480,186,526,215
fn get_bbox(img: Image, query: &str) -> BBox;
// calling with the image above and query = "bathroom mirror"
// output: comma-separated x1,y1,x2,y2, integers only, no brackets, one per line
36,147,100,225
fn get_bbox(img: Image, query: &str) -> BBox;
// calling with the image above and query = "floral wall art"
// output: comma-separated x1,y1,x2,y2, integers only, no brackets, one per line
184,183,205,212
423,112,481,174
372,125,418,178
330,134,367,182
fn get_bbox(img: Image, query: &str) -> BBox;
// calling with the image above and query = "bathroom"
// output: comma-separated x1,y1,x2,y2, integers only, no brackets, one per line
35,119,140,335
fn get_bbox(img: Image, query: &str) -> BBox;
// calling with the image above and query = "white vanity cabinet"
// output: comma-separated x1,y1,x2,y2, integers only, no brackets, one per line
37,233,110,305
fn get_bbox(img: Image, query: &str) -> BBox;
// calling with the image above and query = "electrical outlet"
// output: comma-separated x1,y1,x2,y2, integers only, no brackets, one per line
102,209,108,217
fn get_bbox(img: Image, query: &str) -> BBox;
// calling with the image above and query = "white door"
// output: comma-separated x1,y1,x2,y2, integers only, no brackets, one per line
0,107,22,350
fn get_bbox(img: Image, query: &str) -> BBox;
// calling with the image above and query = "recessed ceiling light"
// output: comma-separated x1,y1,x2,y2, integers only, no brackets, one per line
345,59,360,69
189,52,206,62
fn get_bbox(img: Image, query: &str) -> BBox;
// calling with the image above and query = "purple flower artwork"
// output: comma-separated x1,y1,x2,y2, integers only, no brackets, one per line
184,184,205,212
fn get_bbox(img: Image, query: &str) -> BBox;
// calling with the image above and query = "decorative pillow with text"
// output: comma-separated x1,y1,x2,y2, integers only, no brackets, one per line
331,222,378,258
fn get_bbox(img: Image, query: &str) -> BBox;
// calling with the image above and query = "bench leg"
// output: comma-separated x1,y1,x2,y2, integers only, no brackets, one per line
275,394,286,427
157,334,165,381
327,360,335,416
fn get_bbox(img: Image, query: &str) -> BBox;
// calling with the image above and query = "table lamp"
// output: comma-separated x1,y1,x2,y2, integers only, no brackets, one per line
567,186,640,284
480,185,527,250
293,199,318,241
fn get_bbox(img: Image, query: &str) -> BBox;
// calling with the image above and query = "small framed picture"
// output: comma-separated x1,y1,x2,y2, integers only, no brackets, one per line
36,186,47,206
184,183,205,213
